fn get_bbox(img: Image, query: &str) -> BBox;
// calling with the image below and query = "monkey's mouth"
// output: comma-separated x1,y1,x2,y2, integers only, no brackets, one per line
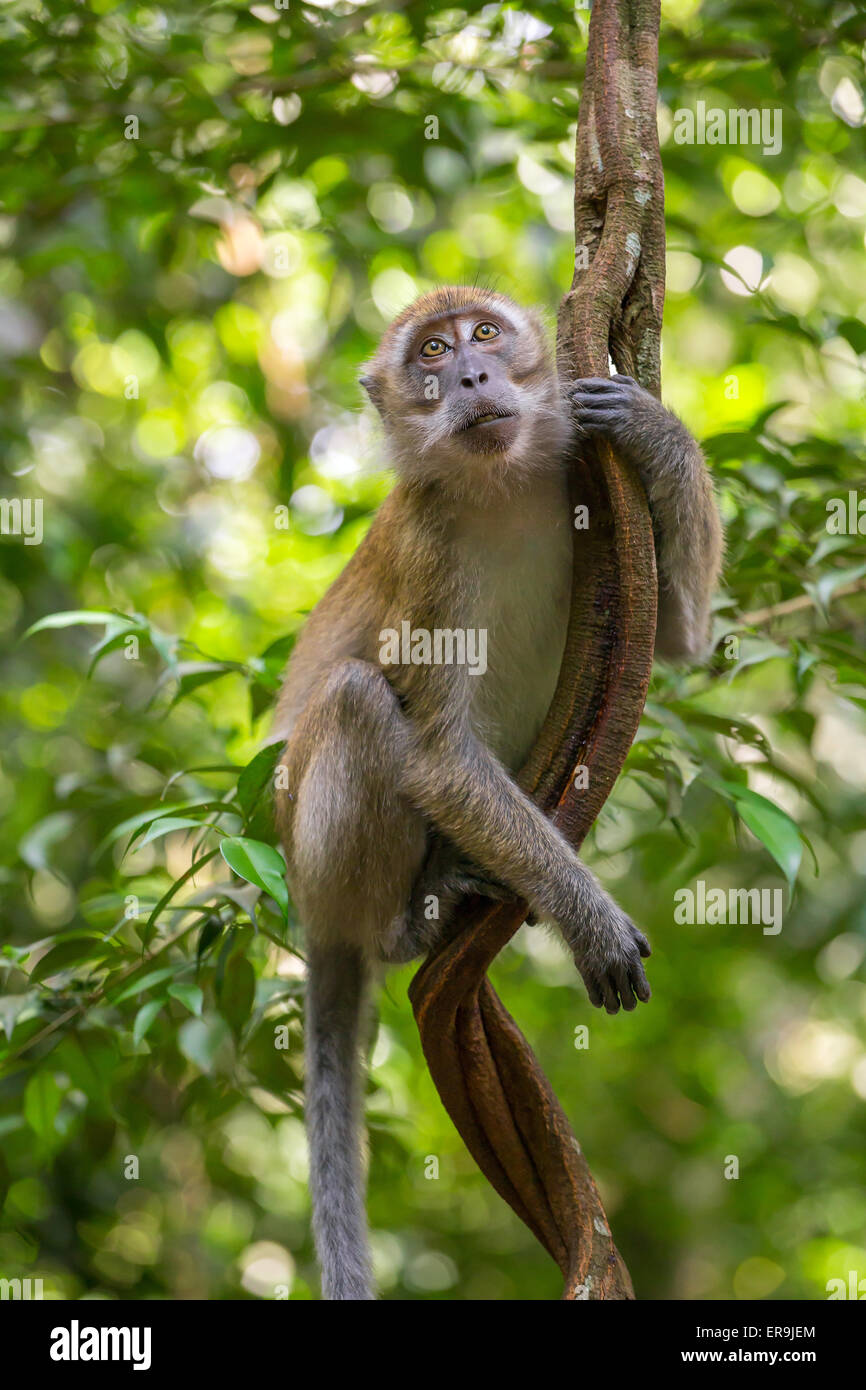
460,408,516,431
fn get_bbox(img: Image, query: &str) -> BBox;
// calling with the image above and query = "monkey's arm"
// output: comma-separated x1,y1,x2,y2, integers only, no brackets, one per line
402,720,650,1013
570,375,723,660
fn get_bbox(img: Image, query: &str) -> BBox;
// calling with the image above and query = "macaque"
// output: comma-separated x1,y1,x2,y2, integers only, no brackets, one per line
273,286,722,1299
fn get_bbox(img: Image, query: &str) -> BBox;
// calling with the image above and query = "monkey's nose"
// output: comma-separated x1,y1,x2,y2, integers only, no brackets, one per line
460,369,488,389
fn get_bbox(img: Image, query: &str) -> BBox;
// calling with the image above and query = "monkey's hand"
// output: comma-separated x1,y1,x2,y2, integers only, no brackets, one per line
569,374,692,484
572,907,652,1015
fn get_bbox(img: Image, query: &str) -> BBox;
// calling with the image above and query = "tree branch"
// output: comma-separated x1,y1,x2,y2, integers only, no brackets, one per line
740,577,866,628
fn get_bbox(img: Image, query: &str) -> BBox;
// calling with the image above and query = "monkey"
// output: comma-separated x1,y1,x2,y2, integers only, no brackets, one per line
272,285,723,1300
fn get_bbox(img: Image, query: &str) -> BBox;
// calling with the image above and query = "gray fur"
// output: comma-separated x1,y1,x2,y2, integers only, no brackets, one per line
304,942,375,1301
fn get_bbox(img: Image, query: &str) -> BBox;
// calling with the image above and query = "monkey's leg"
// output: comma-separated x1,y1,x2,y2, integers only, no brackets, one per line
402,732,651,1012
280,658,427,957
381,834,510,964
278,659,427,1301
570,374,723,660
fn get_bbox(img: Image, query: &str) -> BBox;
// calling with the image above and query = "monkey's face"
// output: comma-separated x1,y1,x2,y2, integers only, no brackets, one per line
405,310,523,456
362,289,568,498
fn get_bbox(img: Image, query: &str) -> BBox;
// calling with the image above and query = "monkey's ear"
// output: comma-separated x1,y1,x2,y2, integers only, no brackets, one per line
360,373,384,413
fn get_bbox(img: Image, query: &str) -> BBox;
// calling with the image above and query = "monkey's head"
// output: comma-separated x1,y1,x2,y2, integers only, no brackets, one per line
360,287,567,498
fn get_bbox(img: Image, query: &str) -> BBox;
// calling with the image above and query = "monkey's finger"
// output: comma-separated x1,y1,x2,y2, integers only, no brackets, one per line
631,961,652,1003
571,396,628,416
572,400,627,419
572,396,623,411
613,969,638,1012
570,376,621,393
571,380,632,399
574,414,624,437
633,928,652,958
581,969,605,1009
600,974,621,1015
573,409,625,431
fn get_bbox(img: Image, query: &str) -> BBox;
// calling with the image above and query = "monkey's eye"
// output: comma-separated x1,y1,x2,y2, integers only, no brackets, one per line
472,322,500,342
420,338,449,359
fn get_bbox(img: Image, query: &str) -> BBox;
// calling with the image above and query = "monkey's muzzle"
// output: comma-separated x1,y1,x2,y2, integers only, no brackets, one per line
459,407,516,430
456,407,520,451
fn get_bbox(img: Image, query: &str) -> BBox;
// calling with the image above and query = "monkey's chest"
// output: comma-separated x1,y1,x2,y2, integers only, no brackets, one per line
464,520,572,772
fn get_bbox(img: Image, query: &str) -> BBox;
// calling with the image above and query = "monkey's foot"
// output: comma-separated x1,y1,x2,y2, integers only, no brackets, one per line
379,913,431,964
380,865,511,965
446,865,510,903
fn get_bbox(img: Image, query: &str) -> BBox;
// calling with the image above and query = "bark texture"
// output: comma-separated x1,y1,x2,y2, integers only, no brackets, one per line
409,0,664,1300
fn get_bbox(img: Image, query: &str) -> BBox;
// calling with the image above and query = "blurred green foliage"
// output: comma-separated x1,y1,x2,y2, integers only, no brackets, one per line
1,0,865,1301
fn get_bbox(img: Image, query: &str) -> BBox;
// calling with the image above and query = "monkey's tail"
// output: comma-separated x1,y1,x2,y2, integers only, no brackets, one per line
304,940,375,1301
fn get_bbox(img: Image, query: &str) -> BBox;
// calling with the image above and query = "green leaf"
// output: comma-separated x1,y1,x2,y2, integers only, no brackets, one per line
54,1035,114,1110
754,314,820,347
149,626,180,670
94,800,215,859
22,609,131,639
178,1015,233,1075
218,955,255,1035
110,965,178,1005
197,917,224,960
668,705,771,756
19,812,76,874
133,816,216,850
143,848,221,940
169,663,235,708
259,633,296,667
163,765,239,793
30,938,109,983
236,742,283,818
726,636,789,677
132,999,164,1045
837,317,866,355
803,564,866,618
0,993,35,1041
220,837,288,920
706,779,803,891
86,621,142,676
24,1071,61,1139
168,983,204,1016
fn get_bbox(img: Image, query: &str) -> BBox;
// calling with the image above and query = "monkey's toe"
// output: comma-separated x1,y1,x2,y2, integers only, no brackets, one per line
451,867,509,902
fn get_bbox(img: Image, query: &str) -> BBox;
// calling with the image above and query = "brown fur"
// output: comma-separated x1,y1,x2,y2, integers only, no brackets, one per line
276,287,722,1299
